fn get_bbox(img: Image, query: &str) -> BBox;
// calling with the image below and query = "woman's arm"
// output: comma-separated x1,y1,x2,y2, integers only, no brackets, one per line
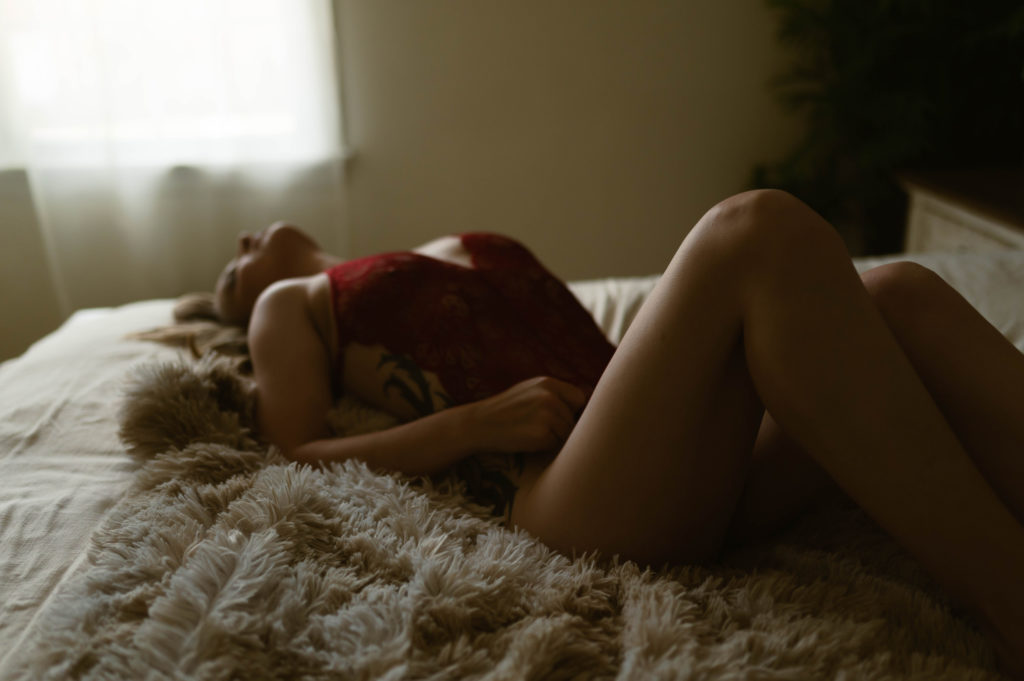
288,405,479,475
249,280,586,475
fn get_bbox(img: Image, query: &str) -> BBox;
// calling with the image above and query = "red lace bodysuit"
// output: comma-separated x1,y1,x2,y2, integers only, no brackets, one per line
327,233,614,407
327,233,616,518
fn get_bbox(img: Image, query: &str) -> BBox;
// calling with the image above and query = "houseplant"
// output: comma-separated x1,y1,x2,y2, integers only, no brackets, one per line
754,0,1024,254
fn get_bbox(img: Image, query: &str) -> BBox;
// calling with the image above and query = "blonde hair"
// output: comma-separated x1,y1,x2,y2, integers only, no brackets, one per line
130,292,251,373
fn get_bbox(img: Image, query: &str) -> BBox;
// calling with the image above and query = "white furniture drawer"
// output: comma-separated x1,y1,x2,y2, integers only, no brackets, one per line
905,191,1024,254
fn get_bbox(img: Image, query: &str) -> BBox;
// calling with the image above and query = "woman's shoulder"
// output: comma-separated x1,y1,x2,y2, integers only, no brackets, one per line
249,272,336,357
257,272,328,304
251,273,329,328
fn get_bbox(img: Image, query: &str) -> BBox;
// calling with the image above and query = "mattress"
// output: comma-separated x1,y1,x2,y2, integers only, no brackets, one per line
2,250,1023,676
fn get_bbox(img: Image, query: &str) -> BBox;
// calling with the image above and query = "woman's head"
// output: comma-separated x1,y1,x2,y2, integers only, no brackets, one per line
215,221,323,326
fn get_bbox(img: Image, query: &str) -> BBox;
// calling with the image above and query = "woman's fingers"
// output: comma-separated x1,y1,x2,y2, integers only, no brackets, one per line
468,376,591,454
541,400,575,443
529,376,587,409
550,378,588,413
525,377,588,445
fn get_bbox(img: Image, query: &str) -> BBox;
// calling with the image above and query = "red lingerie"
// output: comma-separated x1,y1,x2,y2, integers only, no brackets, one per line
326,233,615,408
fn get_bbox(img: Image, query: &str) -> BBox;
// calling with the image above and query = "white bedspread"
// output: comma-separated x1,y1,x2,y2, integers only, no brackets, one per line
3,249,1024,672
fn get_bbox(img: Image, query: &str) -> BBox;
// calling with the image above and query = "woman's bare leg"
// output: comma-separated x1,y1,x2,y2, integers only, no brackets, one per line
511,190,1024,667
861,261,1024,523
724,413,838,547
513,202,771,566
729,260,1024,549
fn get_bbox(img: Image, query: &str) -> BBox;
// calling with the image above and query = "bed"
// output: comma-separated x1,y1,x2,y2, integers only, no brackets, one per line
1,250,1021,680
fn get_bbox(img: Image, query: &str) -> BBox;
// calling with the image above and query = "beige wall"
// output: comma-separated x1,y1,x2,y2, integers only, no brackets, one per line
0,171,65,361
335,0,801,279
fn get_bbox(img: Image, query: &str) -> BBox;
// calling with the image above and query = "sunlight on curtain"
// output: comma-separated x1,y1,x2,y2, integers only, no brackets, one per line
0,0,346,322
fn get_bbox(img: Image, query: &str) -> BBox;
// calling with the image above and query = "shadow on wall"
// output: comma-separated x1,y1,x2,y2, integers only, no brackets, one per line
0,170,64,361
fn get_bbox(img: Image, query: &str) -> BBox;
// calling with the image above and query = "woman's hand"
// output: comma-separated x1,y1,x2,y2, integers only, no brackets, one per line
465,376,589,454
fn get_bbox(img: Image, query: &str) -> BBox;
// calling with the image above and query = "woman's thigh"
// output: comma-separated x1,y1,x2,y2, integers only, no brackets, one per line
510,223,765,567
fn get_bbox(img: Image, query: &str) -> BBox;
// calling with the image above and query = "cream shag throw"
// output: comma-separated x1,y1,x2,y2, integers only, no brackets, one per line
10,356,1006,680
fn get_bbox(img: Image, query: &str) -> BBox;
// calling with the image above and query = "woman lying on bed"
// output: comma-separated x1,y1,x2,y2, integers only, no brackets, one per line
213,189,1024,673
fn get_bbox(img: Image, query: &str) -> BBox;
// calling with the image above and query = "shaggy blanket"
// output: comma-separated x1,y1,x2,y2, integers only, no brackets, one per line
8,356,1006,680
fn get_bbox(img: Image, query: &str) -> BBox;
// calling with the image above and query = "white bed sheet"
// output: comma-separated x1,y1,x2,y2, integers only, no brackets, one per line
0,301,180,665
3,250,1024,670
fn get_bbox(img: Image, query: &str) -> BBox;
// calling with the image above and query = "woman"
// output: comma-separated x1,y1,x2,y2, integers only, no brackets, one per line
215,190,1024,672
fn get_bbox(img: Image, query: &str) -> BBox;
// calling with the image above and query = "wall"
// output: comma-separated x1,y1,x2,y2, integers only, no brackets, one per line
335,0,801,280
0,171,64,362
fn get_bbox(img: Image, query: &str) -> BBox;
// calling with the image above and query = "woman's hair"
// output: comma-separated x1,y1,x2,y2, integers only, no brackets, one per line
130,292,252,372
172,292,222,322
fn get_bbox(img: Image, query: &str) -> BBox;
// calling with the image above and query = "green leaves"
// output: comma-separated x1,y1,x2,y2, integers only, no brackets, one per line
756,0,1024,253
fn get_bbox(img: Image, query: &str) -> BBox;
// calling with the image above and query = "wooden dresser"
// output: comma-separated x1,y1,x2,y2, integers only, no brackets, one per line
899,168,1024,253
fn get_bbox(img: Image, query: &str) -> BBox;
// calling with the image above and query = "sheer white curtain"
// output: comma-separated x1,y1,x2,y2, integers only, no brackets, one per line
0,0,347,330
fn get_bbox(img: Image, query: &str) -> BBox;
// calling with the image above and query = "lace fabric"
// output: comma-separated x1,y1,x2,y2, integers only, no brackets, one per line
327,233,614,406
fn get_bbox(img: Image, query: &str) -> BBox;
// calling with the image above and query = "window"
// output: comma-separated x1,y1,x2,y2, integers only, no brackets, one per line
0,0,342,168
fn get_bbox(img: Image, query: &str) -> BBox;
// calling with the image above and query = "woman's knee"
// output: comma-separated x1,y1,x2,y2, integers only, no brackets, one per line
861,261,949,320
691,189,847,274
